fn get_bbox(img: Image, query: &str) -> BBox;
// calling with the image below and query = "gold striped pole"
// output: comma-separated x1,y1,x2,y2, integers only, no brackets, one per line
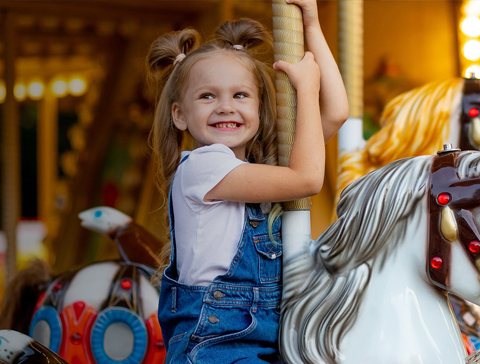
335,0,364,214
338,0,363,122
272,0,310,212
337,0,364,156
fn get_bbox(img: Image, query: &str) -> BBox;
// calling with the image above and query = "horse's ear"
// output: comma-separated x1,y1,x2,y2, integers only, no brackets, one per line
440,206,458,242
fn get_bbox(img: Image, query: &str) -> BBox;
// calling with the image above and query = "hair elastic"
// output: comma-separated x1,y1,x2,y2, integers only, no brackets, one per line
173,53,186,66
233,44,244,50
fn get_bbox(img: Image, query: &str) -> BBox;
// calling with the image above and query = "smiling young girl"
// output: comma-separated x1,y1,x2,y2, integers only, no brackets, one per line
146,1,348,362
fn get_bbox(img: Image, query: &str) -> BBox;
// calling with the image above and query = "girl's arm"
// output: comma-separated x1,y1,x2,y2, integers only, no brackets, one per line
288,0,349,142
206,52,324,204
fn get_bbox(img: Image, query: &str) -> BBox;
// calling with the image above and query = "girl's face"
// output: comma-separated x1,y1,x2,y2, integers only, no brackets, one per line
172,54,260,160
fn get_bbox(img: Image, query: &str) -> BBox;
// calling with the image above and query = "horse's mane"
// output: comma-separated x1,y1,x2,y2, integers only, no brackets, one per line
281,151,480,364
335,78,464,207
280,155,432,364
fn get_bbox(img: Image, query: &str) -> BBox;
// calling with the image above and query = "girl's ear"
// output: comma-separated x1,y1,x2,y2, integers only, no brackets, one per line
172,102,187,131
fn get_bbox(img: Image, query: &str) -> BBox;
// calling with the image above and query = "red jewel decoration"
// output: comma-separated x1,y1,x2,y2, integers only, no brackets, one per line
121,279,132,290
470,240,480,254
70,333,82,345
431,256,443,269
53,283,62,292
469,108,480,118
437,192,451,206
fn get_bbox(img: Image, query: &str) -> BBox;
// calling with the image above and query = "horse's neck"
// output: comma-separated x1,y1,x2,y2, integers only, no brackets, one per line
341,220,466,364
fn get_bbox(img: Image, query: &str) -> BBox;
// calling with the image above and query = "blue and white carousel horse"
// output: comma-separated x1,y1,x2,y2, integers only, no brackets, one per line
0,329,68,363
0,207,166,364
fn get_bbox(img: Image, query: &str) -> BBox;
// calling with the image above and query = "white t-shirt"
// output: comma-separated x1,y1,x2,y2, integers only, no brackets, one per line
172,144,246,286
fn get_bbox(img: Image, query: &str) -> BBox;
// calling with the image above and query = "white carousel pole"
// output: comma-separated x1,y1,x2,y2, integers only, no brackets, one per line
338,0,365,153
272,1,313,300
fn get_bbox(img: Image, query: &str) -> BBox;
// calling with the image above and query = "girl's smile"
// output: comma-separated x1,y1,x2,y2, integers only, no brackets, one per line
172,54,260,160
210,122,242,129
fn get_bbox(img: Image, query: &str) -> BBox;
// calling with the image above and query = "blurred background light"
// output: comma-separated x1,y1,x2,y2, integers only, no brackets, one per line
27,80,45,100
14,84,27,101
461,16,480,37
51,78,68,97
465,64,480,78
464,0,480,17
68,76,87,96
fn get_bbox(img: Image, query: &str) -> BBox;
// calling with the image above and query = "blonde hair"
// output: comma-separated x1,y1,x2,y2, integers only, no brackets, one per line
146,19,279,275
335,78,464,208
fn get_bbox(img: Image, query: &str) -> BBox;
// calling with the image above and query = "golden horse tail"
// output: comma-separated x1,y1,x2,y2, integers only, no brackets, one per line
334,78,464,217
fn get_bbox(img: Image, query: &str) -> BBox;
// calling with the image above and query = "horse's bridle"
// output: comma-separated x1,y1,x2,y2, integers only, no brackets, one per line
428,147,480,290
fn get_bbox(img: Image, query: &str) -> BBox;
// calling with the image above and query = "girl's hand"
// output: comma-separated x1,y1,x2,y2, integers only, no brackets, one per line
273,51,320,94
286,0,320,30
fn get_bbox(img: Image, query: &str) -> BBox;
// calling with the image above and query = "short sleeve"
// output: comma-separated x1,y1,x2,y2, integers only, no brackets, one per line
180,144,245,210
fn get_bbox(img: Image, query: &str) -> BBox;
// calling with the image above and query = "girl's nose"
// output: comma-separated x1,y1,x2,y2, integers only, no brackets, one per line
216,98,235,114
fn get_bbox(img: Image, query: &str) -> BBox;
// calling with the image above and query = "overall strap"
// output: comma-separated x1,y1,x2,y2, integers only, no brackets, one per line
245,203,267,223
167,154,190,277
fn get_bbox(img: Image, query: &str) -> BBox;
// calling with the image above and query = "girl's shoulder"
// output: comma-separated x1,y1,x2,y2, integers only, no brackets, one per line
188,143,235,158
183,144,242,166
180,143,245,178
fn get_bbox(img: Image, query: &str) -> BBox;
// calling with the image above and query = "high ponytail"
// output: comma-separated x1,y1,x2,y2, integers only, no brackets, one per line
146,28,200,94
214,18,273,62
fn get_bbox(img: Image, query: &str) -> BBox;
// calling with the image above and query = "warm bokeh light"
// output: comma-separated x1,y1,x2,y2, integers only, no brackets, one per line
464,40,480,61
68,76,87,96
461,17,480,37
464,1,480,17
465,65,480,78
14,84,27,101
0,75,88,101
51,78,68,97
0,81,5,104
27,81,45,100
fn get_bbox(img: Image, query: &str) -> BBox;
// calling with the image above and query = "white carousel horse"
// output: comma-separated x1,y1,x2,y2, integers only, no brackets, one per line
281,149,480,364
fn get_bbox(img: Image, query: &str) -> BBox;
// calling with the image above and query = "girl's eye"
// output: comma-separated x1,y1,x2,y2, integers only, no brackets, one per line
234,93,247,99
200,94,214,100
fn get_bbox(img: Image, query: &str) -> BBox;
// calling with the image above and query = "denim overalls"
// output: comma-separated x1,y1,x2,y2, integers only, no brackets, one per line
159,156,282,364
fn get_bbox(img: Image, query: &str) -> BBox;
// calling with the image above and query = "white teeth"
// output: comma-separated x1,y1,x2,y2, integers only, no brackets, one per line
215,123,238,128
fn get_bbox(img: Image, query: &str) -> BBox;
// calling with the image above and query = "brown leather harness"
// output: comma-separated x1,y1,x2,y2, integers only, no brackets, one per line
428,149,480,289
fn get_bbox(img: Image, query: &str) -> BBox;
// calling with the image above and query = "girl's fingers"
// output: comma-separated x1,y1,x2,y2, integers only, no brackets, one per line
273,60,290,72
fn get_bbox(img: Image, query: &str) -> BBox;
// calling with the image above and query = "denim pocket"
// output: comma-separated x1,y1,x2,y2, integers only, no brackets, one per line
253,232,282,283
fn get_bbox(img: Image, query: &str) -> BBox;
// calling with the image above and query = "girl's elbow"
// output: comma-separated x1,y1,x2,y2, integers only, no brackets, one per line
323,108,349,136
330,101,350,125
304,175,324,196
334,106,349,127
